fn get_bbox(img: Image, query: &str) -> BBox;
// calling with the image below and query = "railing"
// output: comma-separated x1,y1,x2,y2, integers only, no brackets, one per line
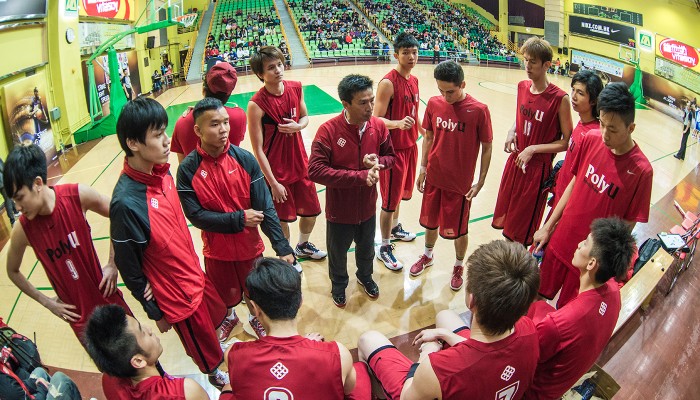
272,0,295,65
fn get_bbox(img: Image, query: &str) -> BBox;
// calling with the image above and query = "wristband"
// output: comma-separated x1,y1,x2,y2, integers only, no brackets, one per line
419,166,427,173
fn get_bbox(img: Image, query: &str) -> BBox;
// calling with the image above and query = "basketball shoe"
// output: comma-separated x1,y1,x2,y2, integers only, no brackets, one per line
450,265,465,291
249,315,267,338
377,243,402,270
295,241,327,259
391,223,416,241
217,312,239,342
410,255,434,276
208,369,229,390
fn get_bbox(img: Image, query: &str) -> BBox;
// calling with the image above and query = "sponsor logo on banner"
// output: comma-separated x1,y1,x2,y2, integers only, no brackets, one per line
658,38,699,69
81,0,132,20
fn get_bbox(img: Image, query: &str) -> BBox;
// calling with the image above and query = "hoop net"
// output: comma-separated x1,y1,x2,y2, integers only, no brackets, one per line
176,13,197,28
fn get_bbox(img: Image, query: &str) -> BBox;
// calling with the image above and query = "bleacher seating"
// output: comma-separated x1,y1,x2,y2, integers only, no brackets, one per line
287,0,387,61
204,0,288,72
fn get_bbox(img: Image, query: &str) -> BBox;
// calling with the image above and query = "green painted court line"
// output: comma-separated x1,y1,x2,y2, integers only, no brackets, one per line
650,141,697,163
7,261,40,323
90,150,123,186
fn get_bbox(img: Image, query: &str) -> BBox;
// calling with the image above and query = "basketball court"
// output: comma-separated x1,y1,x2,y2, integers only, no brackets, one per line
1,62,696,378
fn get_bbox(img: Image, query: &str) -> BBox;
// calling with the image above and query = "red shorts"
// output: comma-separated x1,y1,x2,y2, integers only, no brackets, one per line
441,326,471,350
492,156,551,245
204,256,260,307
173,278,227,373
380,145,417,211
419,182,470,239
274,177,322,222
366,346,412,400
538,249,580,308
345,362,372,400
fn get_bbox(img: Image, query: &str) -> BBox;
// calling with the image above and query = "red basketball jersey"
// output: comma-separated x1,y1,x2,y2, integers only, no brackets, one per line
382,69,420,149
422,94,493,195
514,80,567,162
428,317,539,400
552,119,599,207
524,280,621,400
102,374,186,400
228,335,345,399
548,131,653,265
20,184,128,335
250,80,309,184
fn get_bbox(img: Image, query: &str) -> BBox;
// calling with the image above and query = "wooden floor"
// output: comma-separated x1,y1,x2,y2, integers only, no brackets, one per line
1,63,698,398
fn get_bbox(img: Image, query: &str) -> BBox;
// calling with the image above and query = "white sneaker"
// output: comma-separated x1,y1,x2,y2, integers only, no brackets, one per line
376,243,403,271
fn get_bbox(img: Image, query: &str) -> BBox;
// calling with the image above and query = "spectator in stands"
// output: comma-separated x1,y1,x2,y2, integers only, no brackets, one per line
432,41,441,64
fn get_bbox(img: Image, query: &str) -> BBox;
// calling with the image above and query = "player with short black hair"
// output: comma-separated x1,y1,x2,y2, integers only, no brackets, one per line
373,32,424,271
85,305,209,399
534,82,652,308
111,97,230,389
177,97,295,340
4,144,130,345
409,61,493,292
525,218,635,400
219,258,371,400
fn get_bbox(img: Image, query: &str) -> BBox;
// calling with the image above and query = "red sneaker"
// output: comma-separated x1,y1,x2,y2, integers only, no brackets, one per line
249,316,267,338
410,255,434,277
450,265,464,291
218,314,239,342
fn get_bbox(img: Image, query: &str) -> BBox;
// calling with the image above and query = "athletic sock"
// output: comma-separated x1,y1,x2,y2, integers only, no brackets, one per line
298,233,310,246
226,308,237,320
382,238,391,246
392,218,399,229
455,258,464,267
425,247,434,258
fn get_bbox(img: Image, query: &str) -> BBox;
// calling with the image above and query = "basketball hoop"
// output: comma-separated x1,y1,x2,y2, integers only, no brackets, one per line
175,13,197,28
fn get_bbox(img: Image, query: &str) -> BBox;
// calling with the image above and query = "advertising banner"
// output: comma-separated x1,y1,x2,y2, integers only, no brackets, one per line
656,35,700,74
569,15,635,46
2,71,56,160
80,0,134,20
81,50,141,120
571,49,624,77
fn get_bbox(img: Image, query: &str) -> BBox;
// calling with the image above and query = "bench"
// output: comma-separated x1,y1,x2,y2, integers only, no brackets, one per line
613,248,672,335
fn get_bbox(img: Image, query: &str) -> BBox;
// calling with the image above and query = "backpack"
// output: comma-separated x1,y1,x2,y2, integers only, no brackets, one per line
0,320,45,400
632,238,662,276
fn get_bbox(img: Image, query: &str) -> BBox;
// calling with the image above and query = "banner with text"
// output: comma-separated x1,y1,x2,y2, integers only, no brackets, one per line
80,0,133,20
569,15,635,46
656,34,700,74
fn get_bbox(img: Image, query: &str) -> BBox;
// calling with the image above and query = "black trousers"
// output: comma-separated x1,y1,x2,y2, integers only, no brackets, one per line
1,187,16,224
432,50,440,64
676,125,691,160
327,216,376,296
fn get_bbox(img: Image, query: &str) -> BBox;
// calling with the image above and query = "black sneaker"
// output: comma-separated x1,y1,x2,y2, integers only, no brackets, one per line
358,279,379,298
332,293,346,308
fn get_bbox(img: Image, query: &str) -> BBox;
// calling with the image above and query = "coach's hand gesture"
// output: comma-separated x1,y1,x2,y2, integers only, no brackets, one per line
363,153,379,169
366,164,382,186
244,209,264,227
